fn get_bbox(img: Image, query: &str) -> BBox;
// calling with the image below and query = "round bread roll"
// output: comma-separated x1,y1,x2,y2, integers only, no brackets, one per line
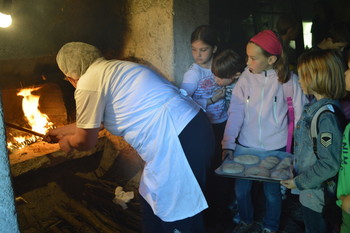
275,157,292,170
271,169,291,180
244,166,270,177
260,156,280,169
222,163,244,174
234,154,260,165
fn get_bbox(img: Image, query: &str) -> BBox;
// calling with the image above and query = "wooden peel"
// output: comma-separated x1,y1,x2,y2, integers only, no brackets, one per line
5,122,45,137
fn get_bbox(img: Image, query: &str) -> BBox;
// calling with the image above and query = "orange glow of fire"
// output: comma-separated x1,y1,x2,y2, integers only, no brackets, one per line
17,87,54,134
7,87,54,151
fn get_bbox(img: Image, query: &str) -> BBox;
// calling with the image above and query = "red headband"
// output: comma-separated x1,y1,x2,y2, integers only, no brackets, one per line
250,30,282,55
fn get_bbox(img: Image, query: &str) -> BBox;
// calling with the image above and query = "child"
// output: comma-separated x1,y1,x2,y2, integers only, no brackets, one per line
337,51,350,233
222,30,307,233
281,49,347,233
211,49,244,110
211,48,244,225
181,25,225,121
180,25,231,230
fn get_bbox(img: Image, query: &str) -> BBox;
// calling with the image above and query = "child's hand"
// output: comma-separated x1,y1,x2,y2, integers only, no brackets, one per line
211,88,226,103
340,195,350,214
222,149,234,161
280,178,297,189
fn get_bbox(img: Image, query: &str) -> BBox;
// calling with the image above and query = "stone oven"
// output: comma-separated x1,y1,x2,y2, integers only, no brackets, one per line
2,77,146,232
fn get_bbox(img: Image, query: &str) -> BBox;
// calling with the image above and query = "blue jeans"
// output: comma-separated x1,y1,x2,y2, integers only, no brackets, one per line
235,179,282,231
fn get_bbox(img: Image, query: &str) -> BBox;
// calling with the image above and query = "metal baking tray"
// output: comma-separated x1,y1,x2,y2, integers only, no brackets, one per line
215,146,294,183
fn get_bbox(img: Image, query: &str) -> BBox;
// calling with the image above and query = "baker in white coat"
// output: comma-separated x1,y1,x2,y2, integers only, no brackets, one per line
45,42,215,233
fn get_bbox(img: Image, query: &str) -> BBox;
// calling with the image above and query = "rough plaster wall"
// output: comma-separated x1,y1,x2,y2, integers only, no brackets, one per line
121,0,175,82
0,93,20,232
173,0,209,87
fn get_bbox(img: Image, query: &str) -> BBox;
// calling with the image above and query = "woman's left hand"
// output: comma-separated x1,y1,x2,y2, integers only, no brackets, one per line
280,178,297,189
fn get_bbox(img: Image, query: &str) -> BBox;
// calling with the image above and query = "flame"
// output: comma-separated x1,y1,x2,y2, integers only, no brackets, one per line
7,87,54,151
17,87,54,134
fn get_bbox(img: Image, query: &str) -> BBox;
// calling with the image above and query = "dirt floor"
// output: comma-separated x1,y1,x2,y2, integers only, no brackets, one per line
12,151,306,233
12,151,142,233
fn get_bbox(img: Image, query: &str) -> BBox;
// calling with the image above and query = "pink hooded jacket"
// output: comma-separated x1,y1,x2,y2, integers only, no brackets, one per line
222,67,308,151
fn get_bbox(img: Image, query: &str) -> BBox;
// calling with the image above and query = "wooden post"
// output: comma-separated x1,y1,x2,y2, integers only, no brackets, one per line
0,91,20,232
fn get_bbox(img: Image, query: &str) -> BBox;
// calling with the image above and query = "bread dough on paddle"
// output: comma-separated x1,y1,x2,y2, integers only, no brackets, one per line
244,166,270,177
271,169,291,180
234,154,260,165
260,156,280,169
275,157,292,170
222,163,245,174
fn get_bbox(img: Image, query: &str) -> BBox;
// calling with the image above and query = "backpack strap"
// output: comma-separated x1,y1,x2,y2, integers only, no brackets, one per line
283,78,294,153
311,104,346,159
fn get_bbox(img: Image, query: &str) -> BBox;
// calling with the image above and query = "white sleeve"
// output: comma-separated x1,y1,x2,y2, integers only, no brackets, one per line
75,89,105,129
180,69,200,96
181,68,210,109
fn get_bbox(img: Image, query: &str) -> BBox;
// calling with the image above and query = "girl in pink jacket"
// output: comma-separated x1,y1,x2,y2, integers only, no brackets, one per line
223,30,308,233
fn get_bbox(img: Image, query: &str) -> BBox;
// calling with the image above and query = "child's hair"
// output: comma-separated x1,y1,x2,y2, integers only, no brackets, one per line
249,30,290,83
191,25,219,48
211,49,244,79
297,49,346,99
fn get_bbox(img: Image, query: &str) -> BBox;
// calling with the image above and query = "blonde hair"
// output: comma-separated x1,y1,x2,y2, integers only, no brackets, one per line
297,49,346,99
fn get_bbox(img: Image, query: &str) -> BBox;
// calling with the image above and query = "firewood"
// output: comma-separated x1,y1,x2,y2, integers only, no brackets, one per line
67,199,120,233
83,191,141,231
90,209,129,233
54,206,96,233
48,224,65,233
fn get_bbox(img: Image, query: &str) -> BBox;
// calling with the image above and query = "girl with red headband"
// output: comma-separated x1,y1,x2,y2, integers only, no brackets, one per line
222,30,308,233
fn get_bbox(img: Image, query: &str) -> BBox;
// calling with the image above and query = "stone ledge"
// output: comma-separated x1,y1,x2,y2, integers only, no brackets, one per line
9,131,107,177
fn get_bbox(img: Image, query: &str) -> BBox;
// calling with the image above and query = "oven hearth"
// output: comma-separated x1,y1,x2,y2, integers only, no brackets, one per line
1,81,144,232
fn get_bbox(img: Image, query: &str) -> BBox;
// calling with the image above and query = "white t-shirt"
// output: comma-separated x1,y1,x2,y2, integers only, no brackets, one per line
74,59,207,222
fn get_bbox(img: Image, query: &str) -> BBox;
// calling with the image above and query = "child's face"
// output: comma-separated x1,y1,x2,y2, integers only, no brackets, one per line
246,43,275,74
345,60,350,91
191,40,216,69
214,72,241,86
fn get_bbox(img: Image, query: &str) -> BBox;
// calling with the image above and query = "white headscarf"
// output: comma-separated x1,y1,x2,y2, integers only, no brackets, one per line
56,42,103,80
